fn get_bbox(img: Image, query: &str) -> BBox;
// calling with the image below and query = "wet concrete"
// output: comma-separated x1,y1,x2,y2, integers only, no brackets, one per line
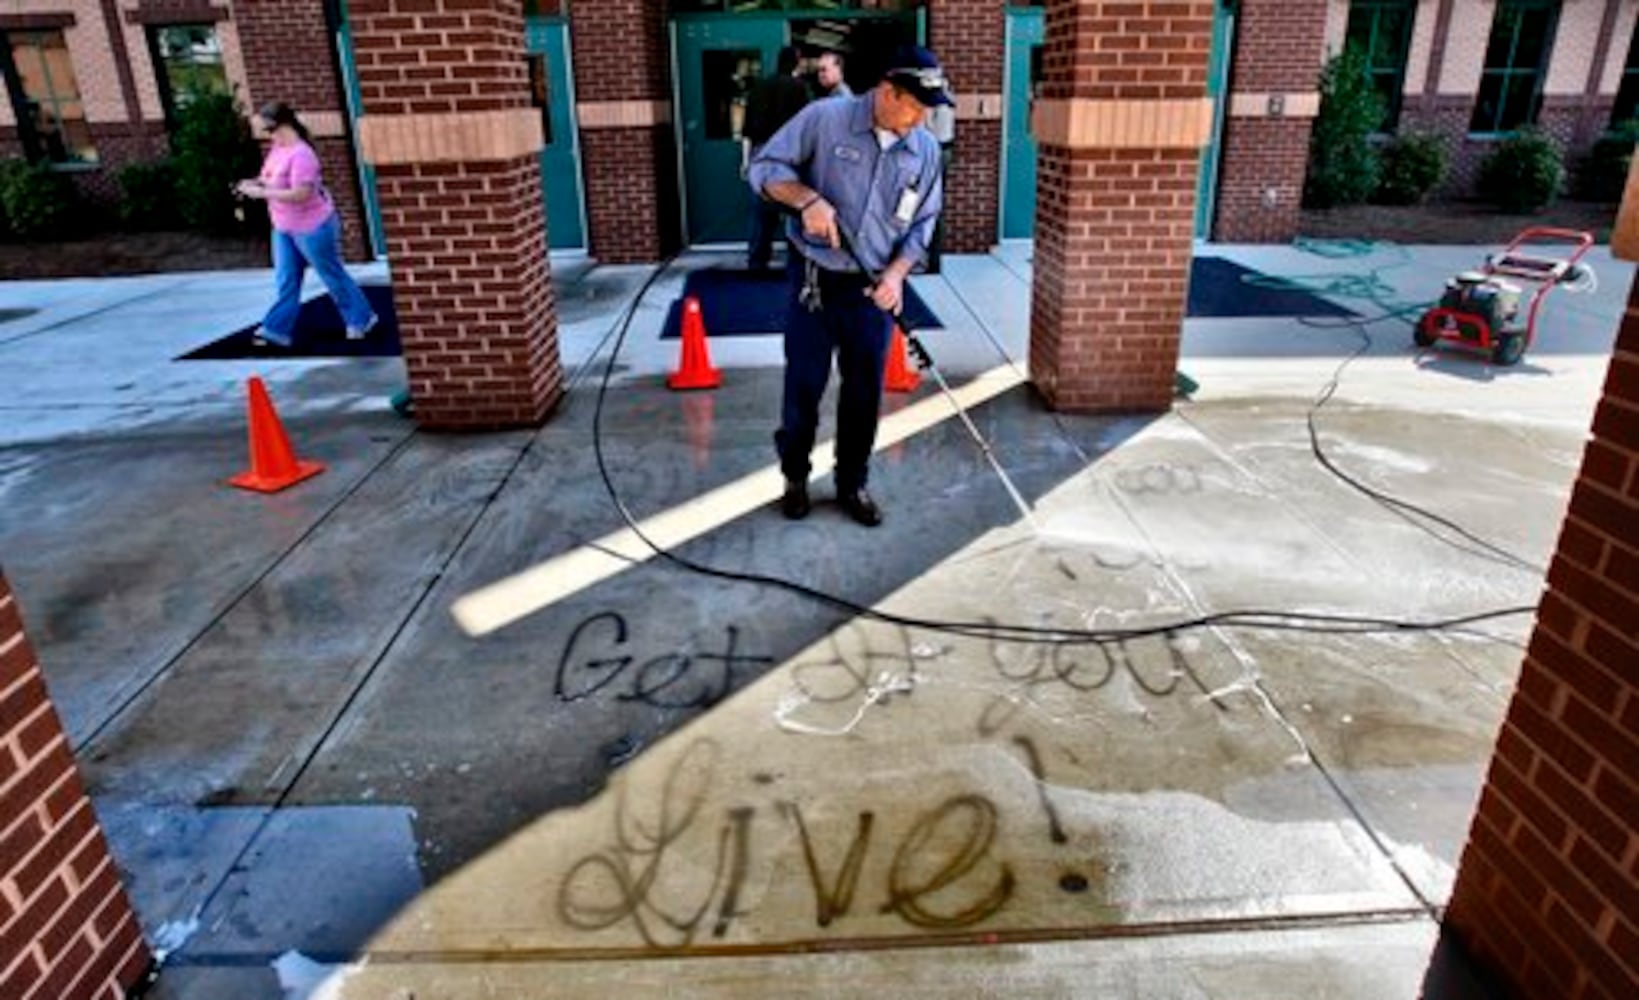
2,244,1614,995
148,918,1460,999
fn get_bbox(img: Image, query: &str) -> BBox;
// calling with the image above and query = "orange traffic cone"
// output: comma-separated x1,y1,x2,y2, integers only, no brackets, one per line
668,296,722,390
228,377,325,493
883,324,921,393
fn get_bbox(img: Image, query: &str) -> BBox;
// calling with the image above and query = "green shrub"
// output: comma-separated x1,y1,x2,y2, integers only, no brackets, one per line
1373,132,1448,205
1477,128,1564,213
1577,118,1639,203
1305,47,1384,209
117,160,180,229
170,91,263,234
0,159,80,239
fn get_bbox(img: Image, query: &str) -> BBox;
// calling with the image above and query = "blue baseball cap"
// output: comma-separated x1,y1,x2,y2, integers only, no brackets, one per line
884,46,954,108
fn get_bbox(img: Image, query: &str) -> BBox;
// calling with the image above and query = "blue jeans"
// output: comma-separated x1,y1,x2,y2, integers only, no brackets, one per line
261,213,374,344
775,255,892,493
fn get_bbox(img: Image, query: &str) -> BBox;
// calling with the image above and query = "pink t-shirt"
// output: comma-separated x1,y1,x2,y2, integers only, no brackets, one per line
260,141,334,234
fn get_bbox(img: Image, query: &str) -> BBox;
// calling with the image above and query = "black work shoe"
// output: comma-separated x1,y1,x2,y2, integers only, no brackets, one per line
781,479,811,520
837,488,883,527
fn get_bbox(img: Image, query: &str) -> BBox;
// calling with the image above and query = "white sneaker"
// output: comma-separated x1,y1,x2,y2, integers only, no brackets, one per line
346,313,380,341
252,327,292,348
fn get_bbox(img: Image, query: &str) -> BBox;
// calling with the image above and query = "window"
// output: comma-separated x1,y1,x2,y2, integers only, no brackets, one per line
702,49,761,140
1614,16,1639,126
0,30,96,164
529,53,553,145
1470,0,1559,135
1344,0,1415,131
149,24,229,123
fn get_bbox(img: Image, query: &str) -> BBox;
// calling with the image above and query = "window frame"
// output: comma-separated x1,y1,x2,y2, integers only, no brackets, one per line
0,28,98,166
145,22,230,128
1612,14,1639,128
1468,0,1560,137
1345,0,1417,133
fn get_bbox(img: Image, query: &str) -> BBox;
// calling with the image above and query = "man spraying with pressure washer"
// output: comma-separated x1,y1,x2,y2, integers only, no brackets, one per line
748,45,950,528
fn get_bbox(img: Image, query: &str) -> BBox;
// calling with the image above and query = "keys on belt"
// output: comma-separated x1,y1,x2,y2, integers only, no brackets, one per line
799,257,823,313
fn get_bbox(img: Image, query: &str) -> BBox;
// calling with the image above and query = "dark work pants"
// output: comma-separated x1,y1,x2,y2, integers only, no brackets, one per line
775,254,893,493
746,197,784,271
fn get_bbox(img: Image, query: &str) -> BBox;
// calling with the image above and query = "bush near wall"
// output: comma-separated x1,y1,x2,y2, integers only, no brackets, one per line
117,160,181,229
1477,129,1564,214
1577,120,1639,203
1374,132,1448,205
171,92,264,235
0,159,81,239
1305,47,1383,209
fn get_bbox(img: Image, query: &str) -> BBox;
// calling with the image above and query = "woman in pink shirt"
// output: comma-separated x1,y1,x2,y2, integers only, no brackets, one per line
235,102,377,348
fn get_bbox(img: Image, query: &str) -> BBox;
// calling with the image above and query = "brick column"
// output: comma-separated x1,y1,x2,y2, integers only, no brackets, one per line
1,571,151,1000
929,0,1005,252
1028,1,1215,413
351,1,561,429
1436,180,1639,1000
1213,0,1326,243
233,0,372,261
568,0,680,263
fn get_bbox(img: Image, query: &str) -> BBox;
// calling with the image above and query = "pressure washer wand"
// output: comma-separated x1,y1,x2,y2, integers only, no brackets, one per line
825,222,1040,531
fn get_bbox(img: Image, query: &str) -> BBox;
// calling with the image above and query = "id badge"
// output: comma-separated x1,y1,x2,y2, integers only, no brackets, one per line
895,186,920,224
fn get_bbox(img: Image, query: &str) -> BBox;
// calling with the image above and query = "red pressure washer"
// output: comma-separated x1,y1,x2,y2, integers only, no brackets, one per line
1415,227,1597,366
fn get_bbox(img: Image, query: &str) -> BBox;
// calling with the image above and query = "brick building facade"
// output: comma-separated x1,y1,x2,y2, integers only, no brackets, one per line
1434,177,1639,999
0,572,151,1000
0,0,370,259
1,1,1632,254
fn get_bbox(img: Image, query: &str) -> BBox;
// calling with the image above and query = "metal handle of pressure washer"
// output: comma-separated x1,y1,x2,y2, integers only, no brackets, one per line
776,195,927,342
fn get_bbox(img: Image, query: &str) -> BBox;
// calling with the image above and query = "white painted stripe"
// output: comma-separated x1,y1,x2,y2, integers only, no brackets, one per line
452,366,1026,636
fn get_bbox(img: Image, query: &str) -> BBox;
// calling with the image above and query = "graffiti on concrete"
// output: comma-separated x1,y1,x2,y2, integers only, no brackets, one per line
557,738,1017,945
555,611,774,709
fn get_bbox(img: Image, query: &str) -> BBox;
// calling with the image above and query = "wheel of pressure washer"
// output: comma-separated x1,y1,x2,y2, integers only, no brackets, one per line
1413,314,1437,348
1492,333,1526,367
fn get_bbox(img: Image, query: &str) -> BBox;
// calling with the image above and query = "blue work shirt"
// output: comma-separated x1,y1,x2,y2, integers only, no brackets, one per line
748,92,944,275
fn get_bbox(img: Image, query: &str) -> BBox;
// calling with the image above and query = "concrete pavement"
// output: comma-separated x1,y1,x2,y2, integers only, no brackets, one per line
0,239,1627,998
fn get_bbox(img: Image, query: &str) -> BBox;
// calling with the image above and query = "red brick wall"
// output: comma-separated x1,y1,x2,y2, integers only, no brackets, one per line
350,0,560,430
944,119,1001,250
568,0,678,262
1215,118,1310,242
0,572,151,1000
566,0,668,102
0,121,170,207
1398,96,1476,194
1029,0,1212,413
578,126,680,262
1030,144,1202,411
375,155,561,428
1441,276,1639,1000
236,0,371,260
1395,95,1615,201
1214,0,1326,243
930,0,1004,251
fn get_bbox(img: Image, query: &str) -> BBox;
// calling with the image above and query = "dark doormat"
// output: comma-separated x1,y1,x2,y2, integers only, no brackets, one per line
177,284,400,360
660,267,943,340
1188,257,1358,319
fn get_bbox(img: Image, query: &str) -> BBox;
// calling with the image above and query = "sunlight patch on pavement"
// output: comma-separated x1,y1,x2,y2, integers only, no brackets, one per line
451,366,1025,637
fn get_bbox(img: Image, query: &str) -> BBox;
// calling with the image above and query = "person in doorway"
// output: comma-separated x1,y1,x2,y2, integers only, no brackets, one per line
741,47,810,273
235,102,377,348
748,46,949,528
814,51,851,99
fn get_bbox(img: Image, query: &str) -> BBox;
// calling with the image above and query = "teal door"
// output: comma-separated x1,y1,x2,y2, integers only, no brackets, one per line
1001,9,1043,240
1195,0,1236,239
333,0,384,256
674,18,786,245
528,18,586,250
